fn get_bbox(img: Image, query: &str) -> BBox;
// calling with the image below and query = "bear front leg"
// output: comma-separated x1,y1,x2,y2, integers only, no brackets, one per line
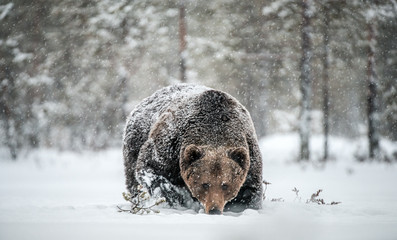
135,139,195,209
136,168,192,208
224,180,263,212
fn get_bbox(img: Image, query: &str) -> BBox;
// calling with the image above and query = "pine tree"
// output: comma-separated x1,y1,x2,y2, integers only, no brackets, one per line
321,1,330,161
178,1,187,82
366,13,380,159
376,9,397,142
299,0,314,161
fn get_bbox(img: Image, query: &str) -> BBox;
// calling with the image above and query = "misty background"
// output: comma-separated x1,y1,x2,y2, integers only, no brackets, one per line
0,0,396,160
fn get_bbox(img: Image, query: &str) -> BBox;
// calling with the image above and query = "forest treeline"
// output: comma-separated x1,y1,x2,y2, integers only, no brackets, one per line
0,0,396,160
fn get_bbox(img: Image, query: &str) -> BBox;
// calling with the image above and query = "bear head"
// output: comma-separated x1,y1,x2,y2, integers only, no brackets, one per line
180,144,250,215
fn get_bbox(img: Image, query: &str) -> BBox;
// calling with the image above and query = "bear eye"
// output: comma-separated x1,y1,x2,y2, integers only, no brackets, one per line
221,184,228,191
202,183,210,190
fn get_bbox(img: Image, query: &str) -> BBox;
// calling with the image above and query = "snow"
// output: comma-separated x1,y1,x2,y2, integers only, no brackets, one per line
262,0,292,17
1,134,397,240
12,48,33,63
0,3,13,21
27,74,54,86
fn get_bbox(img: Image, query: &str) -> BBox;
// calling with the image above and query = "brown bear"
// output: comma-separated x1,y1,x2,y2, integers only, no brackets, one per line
123,84,263,214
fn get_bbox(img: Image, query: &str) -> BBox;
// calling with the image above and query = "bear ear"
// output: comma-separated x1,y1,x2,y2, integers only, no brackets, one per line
228,147,249,170
182,145,204,168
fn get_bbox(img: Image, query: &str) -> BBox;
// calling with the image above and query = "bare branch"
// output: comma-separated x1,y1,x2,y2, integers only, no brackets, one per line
118,186,166,215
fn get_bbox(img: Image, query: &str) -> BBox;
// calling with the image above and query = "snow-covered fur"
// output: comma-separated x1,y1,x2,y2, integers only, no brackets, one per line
123,84,263,211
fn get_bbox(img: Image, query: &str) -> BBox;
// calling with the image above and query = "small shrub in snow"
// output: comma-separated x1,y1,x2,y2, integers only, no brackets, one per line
262,181,285,202
262,180,271,200
117,185,166,215
292,187,302,202
263,184,341,205
306,189,325,204
306,189,341,205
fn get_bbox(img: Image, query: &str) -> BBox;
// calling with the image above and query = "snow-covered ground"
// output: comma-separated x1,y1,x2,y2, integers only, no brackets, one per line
1,133,396,240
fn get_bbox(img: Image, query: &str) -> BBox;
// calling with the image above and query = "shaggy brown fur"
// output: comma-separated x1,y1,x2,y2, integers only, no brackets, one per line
123,84,263,213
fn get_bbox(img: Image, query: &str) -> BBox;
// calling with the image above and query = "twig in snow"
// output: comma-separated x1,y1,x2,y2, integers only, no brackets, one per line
262,180,271,200
306,189,341,205
271,198,284,202
292,187,301,202
117,185,166,214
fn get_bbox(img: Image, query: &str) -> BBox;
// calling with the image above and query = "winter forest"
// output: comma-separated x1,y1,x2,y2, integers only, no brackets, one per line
1,0,397,239
0,0,396,159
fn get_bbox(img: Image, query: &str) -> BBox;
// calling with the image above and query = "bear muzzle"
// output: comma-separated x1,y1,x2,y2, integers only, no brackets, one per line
208,209,222,215
205,207,223,215
204,197,225,215
208,208,222,215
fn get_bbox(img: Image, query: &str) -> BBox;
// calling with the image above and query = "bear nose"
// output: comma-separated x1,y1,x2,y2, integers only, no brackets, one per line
208,209,222,215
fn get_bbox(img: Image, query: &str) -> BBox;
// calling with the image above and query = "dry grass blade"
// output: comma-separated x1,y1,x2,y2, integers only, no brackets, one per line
262,180,271,200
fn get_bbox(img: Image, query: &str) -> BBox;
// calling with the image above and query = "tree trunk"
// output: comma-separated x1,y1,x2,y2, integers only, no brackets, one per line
366,17,380,160
299,0,313,161
178,2,187,82
322,5,330,161
3,105,18,160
